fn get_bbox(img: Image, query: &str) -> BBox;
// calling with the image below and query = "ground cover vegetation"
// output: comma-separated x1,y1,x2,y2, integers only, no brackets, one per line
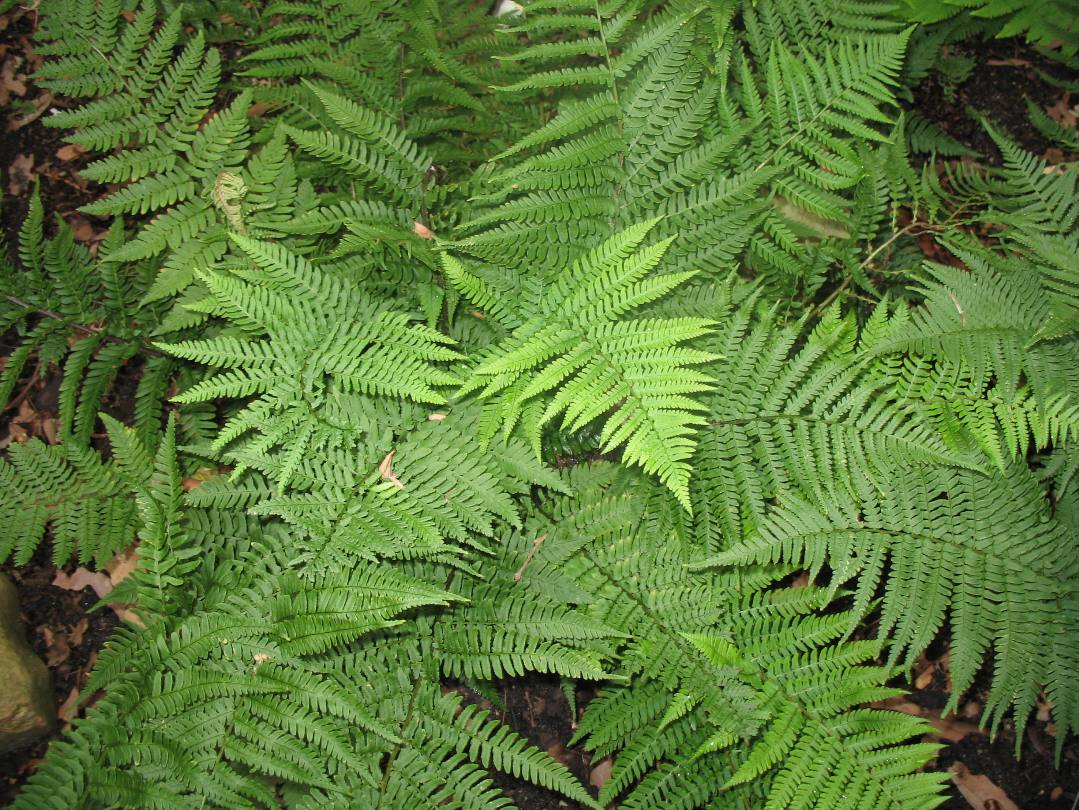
0,0,1077,807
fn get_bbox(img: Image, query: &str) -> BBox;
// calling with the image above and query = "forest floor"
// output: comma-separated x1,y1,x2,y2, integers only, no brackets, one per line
1,5,1077,808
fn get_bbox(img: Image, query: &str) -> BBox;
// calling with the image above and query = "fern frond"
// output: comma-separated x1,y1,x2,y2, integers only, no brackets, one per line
536,467,949,809
451,221,716,508
706,461,1079,746
0,440,137,566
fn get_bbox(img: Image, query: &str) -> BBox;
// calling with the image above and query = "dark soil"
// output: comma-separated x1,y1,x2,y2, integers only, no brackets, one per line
0,9,99,249
911,36,1067,162
902,42,1079,806
905,659,1079,809
938,729,1077,810
460,677,597,810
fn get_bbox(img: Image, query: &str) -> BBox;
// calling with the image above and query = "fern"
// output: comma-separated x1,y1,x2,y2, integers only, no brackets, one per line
0,439,137,567
1027,98,1079,152
38,5,244,295
898,0,1079,55
158,234,462,480
14,438,607,809
457,1,912,296
525,466,947,809
450,220,716,508
705,461,1079,754
7,0,1078,807
0,194,177,446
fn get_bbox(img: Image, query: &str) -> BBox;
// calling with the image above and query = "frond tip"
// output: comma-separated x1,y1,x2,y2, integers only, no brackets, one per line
451,221,716,510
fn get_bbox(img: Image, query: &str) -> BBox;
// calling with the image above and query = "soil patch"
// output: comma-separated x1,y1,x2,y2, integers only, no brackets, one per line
911,37,1067,162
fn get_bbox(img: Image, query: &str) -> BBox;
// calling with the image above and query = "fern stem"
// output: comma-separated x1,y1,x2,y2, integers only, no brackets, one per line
376,672,423,808
1,357,41,414
4,295,166,357
4,295,104,337
577,544,755,810
377,569,459,807
812,222,926,316
594,0,619,109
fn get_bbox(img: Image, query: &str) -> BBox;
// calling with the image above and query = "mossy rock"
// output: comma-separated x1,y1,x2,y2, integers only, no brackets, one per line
0,573,55,753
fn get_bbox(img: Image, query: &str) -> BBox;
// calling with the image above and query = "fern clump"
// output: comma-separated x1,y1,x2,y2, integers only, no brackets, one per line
1,0,1076,807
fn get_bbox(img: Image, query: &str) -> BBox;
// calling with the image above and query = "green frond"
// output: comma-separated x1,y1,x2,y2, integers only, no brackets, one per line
0,439,137,566
103,414,200,622
272,566,457,655
693,295,972,545
452,222,716,509
420,699,601,808
898,0,1079,55
706,461,1079,745
245,409,554,569
533,469,949,809
868,250,1057,395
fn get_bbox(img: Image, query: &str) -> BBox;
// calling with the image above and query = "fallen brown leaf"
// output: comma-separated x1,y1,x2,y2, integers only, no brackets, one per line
1045,96,1077,128
7,151,34,196
874,698,983,743
914,660,935,690
8,90,55,131
57,686,80,722
182,466,221,491
7,399,48,444
589,756,613,790
40,416,59,445
428,412,446,421
929,717,983,743
0,54,27,106
950,761,1019,810
68,618,88,647
937,650,953,691
66,215,95,244
1027,723,1051,756
413,221,434,239
41,626,71,667
546,741,568,765
1044,147,1067,166
106,547,139,584
53,567,113,600
110,605,143,626
378,451,405,490
7,401,31,444
55,143,85,162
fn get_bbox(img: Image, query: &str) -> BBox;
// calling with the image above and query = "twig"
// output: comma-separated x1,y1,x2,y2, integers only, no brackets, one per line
1,357,41,414
4,295,166,357
812,222,927,317
513,534,547,582
5,295,104,337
